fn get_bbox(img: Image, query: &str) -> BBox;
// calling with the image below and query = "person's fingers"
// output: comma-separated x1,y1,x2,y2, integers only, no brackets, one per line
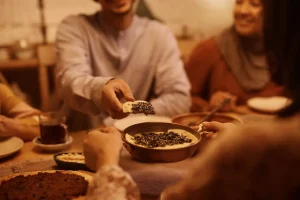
203,132,216,139
202,121,225,132
102,86,123,112
119,82,135,101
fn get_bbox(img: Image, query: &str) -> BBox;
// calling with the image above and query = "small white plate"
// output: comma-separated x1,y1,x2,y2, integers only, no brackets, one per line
32,136,73,152
113,114,171,131
0,137,24,159
247,96,292,113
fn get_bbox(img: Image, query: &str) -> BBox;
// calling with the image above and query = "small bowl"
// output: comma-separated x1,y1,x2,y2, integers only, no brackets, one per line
53,152,89,170
171,112,243,126
123,122,201,163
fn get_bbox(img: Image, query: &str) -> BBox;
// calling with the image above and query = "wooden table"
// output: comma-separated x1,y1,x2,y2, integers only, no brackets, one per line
0,130,192,198
0,131,87,165
0,129,194,171
0,110,276,198
0,106,273,166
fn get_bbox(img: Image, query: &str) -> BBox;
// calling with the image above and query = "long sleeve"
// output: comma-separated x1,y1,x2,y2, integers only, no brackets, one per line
0,84,39,140
185,38,220,112
149,28,191,117
0,83,22,116
86,165,140,200
0,83,39,118
55,16,113,115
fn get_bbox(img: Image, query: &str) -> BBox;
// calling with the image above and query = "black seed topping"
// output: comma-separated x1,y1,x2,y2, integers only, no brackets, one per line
133,131,192,148
132,102,155,115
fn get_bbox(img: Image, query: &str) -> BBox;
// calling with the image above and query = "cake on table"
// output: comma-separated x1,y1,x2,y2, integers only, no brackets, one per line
0,170,91,200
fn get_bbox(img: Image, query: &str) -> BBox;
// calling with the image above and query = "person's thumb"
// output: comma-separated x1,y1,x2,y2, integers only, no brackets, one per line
120,83,135,101
202,121,224,132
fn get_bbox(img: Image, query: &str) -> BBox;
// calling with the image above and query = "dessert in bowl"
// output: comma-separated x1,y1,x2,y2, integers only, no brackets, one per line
123,122,201,163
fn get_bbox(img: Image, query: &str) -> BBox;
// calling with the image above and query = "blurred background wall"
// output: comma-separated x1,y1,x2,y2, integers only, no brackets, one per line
0,0,235,45
0,0,235,109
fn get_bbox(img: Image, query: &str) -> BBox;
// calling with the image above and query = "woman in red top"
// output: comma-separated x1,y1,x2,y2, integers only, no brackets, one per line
186,0,284,112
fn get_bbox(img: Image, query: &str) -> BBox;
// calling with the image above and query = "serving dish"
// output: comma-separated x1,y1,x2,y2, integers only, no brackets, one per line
122,122,201,163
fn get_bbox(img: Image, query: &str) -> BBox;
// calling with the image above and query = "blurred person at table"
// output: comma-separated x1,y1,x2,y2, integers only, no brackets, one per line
83,0,300,199
55,0,191,128
0,83,40,141
186,0,284,112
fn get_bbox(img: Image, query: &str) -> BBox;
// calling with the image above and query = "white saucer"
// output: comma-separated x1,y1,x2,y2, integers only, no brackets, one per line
113,114,171,131
247,96,292,113
32,136,73,152
0,136,24,159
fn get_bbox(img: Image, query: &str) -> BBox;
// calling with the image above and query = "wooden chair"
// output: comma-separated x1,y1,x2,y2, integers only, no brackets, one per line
37,44,56,111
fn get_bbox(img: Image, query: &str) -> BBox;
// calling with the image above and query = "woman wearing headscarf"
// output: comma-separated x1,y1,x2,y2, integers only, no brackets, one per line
186,0,284,111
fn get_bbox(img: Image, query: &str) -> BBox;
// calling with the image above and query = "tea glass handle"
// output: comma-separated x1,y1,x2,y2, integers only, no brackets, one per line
60,124,68,138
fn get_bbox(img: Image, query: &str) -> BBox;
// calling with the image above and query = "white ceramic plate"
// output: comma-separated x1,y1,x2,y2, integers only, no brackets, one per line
32,136,73,152
247,96,292,113
0,137,24,159
113,114,171,131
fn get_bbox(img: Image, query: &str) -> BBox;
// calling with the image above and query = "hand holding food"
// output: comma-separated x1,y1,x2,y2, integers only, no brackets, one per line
101,78,135,119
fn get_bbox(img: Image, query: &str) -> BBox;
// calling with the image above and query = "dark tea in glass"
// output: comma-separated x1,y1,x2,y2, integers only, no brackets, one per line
39,112,68,144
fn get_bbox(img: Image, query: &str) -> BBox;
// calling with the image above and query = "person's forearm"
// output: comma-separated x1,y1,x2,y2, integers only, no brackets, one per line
0,115,39,141
8,102,40,119
56,72,113,115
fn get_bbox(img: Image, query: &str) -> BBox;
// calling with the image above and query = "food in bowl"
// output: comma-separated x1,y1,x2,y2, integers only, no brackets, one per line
56,152,85,164
125,129,198,149
54,152,89,170
123,122,201,162
123,100,155,115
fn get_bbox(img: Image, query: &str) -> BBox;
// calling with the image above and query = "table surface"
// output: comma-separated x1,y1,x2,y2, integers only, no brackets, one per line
0,107,274,168
0,109,276,199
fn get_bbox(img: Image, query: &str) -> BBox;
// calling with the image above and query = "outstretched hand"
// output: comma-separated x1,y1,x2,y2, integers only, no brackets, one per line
101,78,135,119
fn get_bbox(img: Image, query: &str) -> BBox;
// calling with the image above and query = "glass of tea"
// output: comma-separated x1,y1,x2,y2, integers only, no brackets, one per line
39,112,68,144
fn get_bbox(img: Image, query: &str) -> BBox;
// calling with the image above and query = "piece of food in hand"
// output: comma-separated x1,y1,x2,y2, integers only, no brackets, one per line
123,100,155,115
